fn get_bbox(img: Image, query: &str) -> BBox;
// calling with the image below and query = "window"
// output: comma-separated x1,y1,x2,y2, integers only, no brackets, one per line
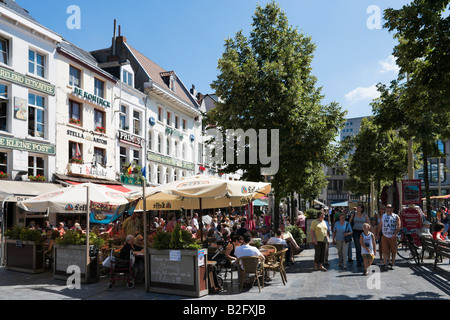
28,50,45,78
169,75,176,92
174,170,178,181
148,131,153,150
69,66,81,87
0,152,8,174
94,109,105,132
28,93,45,138
119,105,127,130
133,110,140,135
175,115,179,129
174,141,179,158
182,144,186,160
166,138,170,155
157,166,162,184
120,146,127,167
182,119,187,131
123,70,133,86
166,111,171,126
158,107,163,122
0,37,9,65
69,141,82,162
147,165,151,183
69,100,81,125
0,84,8,131
94,78,104,98
28,155,45,177
198,143,203,163
94,148,106,166
158,134,162,153
133,149,140,165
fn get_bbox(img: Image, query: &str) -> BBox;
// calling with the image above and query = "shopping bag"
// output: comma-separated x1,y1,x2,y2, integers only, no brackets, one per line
102,250,115,268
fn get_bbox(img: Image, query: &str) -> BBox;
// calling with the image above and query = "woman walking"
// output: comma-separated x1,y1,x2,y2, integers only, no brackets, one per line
311,211,329,271
349,204,370,268
333,212,353,269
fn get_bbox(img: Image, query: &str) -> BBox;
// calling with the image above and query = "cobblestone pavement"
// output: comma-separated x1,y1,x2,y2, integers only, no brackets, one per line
0,244,449,301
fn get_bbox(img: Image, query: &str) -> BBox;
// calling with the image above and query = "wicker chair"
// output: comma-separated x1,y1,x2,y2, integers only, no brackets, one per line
260,245,277,252
223,256,239,283
237,256,265,292
272,243,286,252
264,248,288,285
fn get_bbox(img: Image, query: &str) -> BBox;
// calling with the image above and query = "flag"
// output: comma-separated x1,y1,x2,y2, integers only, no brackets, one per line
127,164,132,175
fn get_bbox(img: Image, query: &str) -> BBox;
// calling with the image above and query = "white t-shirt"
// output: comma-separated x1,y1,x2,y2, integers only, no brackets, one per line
361,232,374,255
382,213,399,238
234,244,264,260
267,237,287,246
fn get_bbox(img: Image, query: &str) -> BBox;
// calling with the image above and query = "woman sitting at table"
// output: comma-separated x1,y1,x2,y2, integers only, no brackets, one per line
224,232,242,268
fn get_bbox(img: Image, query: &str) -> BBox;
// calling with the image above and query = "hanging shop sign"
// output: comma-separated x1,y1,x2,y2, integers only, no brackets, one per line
149,116,156,126
119,130,145,148
72,87,111,108
0,66,55,95
66,129,107,145
0,135,55,155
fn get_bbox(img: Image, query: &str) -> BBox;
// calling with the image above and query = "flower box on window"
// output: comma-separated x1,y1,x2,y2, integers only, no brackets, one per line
0,171,8,179
69,118,81,125
70,157,83,164
95,126,106,134
28,175,46,182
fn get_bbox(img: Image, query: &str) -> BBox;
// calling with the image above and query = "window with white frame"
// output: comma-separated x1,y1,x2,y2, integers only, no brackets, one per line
157,166,162,184
182,118,187,131
94,147,106,166
166,111,171,126
28,93,45,138
28,49,45,78
120,146,127,167
119,105,127,130
158,106,163,122
0,37,9,65
28,155,45,178
175,115,179,129
133,110,140,135
133,149,140,166
94,78,104,98
158,134,162,153
0,84,8,132
166,137,170,155
123,70,133,87
69,65,81,87
148,130,153,150
182,144,186,160
69,100,82,125
198,142,203,164
94,109,105,132
69,141,82,162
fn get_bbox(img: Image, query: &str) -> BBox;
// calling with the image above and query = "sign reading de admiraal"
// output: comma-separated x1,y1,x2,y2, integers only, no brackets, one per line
72,87,111,108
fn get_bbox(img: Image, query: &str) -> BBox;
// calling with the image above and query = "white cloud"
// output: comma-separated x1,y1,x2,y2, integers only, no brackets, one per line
379,55,400,74
345,84,380,103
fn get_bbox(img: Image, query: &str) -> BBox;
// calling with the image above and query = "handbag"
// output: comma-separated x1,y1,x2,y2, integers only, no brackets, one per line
344,222,353,243
102,249,115,268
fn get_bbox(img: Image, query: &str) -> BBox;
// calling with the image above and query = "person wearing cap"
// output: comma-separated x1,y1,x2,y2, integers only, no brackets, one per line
378,204,401,270
419,220,432,238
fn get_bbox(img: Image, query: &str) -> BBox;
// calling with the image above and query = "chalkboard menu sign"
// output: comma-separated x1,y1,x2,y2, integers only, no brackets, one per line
150,253,194,286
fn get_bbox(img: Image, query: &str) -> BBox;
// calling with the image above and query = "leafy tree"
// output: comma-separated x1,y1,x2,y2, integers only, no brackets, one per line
206,2,346,227
379,0,450,216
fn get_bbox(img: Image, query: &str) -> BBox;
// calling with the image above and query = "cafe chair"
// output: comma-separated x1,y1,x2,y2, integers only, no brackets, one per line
260,245,277,252
272,243,286,252
223,256,239,283
264,248,288,286
237,256,265,292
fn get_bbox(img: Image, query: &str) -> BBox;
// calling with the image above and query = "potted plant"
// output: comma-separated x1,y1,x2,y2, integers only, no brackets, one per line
0,171,8,179
95,126,106,134
147,223,208,297
70,157,83,164
53,229,104,283
4,226,45,273
28,175,46,182
69,118,81,125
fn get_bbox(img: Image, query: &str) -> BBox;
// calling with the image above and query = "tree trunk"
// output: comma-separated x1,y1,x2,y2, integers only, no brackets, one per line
422,141,432,220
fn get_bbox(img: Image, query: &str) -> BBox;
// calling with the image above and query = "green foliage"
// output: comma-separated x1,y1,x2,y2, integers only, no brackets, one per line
54,229,104,246
305,208,318,219
286,225,305,245
5,226,43,244
151,224,201,250
205,1,346,203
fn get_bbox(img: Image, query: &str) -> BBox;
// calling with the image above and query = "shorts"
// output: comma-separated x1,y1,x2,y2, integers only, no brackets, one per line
381,235,397,255
363,253,375,261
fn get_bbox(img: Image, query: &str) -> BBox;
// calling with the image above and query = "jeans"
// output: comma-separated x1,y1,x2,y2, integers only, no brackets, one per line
347,240,352,260
352,229,363,266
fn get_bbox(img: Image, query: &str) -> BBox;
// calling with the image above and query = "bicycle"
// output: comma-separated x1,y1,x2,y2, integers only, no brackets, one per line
396,228,420,265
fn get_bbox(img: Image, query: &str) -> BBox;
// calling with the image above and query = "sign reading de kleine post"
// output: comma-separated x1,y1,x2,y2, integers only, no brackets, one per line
0,135,55,155
0,66,55,95
72,87,111,108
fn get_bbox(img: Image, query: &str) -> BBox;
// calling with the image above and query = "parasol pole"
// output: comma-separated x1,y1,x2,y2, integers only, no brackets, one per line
142,179,148,292
199,198,203,244
85,185,90,283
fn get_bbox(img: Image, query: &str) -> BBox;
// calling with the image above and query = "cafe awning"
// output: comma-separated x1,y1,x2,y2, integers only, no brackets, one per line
65,180,132,193
0,180,63,204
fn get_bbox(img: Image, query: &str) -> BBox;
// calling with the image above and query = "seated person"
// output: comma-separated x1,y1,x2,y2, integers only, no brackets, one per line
267,228,288,246
419,220,432,238
433,222,448,242
119,235,144,282
234,232,265,268
260,226,271,244
224,232,242,267
280,224,300,265
249,229,262,247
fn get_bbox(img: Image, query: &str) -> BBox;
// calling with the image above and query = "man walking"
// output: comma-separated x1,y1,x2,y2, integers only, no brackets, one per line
378,204,401,270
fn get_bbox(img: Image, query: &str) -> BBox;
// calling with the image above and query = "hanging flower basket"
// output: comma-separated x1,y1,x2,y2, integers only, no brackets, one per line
29,175,46,182
69,118,81,125
0,171,8,179
96,126,106,134
70,157,83,164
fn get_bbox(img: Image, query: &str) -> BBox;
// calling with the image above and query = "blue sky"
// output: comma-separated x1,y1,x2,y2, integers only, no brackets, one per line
17,0,409,119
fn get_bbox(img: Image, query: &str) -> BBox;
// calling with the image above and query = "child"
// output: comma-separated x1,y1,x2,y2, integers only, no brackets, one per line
360,223,376,276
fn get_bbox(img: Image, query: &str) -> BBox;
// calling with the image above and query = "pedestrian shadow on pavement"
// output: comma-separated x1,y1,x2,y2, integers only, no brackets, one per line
409,263,450,298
